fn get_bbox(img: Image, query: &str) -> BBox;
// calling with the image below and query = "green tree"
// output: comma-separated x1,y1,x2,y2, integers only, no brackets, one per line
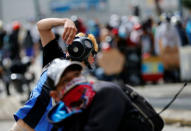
182,0,191,9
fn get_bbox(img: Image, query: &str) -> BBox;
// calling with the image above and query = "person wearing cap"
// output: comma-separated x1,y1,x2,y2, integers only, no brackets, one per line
45,58,128,131
9,21,22,60
10,18,98,131
45,61,162,131
9,18,78,131
35,19,126,131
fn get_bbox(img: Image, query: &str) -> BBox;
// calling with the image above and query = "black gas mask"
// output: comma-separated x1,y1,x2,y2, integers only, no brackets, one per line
67,36,96,69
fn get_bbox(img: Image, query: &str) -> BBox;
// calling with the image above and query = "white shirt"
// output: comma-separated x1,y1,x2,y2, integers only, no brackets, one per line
155,22,181,55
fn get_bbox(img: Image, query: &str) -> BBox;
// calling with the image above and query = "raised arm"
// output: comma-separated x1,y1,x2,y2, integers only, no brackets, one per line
37,18,77,47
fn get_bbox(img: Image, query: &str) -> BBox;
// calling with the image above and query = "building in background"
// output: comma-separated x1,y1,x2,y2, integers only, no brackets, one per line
0,0,180,24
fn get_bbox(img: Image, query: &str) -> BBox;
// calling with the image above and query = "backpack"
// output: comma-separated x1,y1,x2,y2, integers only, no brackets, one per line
119,84,164,131
48,81,164,131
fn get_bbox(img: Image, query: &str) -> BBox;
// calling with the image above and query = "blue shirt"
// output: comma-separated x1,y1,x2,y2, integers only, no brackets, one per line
14,71,54,131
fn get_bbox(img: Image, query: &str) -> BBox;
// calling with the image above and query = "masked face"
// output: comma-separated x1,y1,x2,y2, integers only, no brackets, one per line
50,70,81,102
62,76,87,95
61,77,95,110
61,83,95,111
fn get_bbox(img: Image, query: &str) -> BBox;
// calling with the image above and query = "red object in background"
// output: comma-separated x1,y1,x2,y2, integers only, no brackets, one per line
101,42,111,51
12,21,21,31
142,74,163,82
111,28,118,36
127,37,137,47
77,18,86,33
133,23,142,30
143,53,151,59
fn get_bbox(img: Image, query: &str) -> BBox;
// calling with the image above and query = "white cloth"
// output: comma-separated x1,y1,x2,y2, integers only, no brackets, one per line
155,22,181,55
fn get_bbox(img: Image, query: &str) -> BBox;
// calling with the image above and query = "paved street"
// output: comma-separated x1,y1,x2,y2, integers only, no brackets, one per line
0,82,191,130
148,96,191,110
134,83,191,110
0,120,191,131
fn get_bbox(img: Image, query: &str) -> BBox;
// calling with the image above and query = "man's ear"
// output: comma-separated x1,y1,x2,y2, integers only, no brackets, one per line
50,91,60,102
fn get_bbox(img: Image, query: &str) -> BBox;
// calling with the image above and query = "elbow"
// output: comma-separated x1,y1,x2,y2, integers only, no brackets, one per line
37,19,49,31
37,20,44,31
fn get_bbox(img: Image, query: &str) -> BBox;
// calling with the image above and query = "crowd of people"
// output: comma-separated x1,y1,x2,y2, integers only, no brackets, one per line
0,20,40,96
72,13,191,84
45,14,191,84
0,13,191,89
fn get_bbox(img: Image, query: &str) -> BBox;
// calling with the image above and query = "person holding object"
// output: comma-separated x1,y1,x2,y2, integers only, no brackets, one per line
38,18,98,69
10,18,98,131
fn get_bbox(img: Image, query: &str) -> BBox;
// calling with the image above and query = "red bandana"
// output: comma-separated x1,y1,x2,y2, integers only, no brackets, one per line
61,79,95,111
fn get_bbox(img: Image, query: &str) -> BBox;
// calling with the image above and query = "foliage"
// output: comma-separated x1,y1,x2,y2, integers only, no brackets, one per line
182,0,191,9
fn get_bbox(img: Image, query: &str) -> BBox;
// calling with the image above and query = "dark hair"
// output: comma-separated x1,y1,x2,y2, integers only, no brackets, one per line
61,64,82,77
48,64,82,90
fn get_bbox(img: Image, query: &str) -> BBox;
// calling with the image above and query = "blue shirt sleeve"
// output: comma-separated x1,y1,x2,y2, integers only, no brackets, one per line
14,71,54,131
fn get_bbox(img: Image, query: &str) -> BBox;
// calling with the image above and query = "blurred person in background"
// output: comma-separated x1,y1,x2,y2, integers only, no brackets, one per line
155,13,181,82
26,18,41,58
9,21,22,60
155,13,181,55
117,16,130,53
0,20,6,56
186,18,191,45
22,29,35,58
71,15,87,34
109,14,120,29
171,16,189,46
129,23,143,47
0,20,10,96
140,18,155,56
87,19,101,44
93,15,125,82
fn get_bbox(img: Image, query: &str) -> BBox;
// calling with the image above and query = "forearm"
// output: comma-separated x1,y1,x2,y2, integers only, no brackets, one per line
37,18,68,47
37,18,68,31
37,17,77,47
9,119,34,131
